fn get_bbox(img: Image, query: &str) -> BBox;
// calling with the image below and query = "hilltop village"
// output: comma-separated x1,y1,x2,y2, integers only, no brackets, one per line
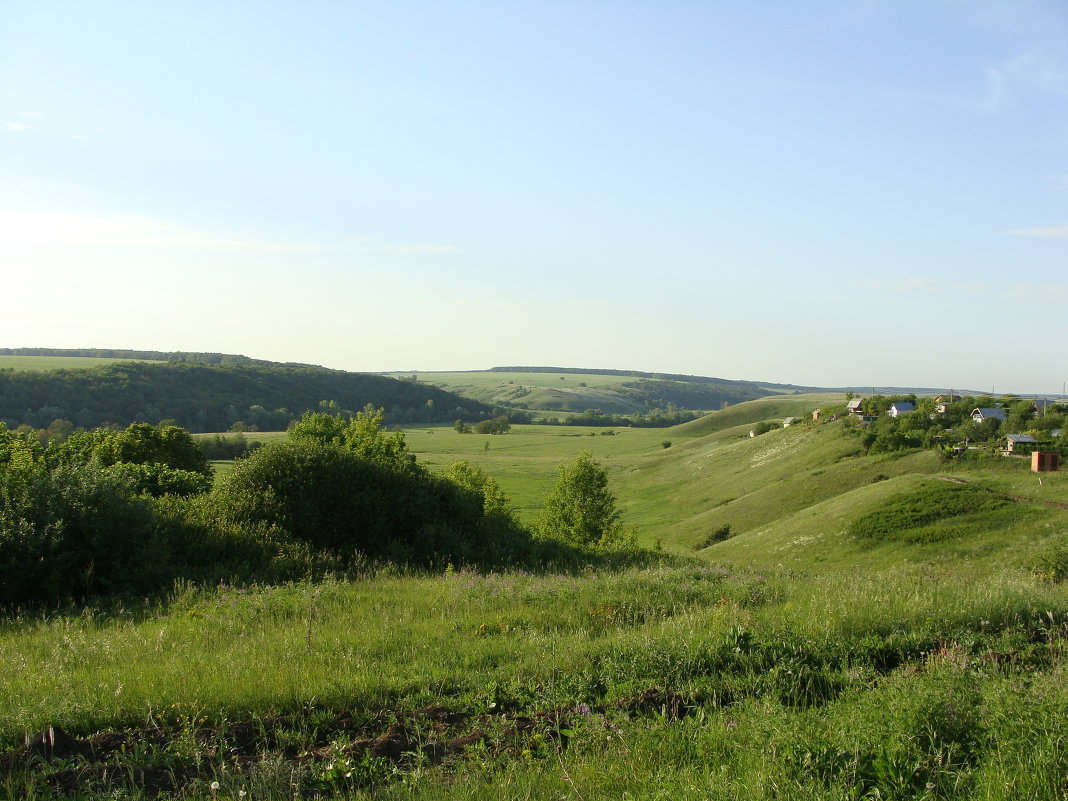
773,393,1067,467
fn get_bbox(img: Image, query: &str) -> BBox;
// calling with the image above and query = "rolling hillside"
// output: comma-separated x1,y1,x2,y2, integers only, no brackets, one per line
385,368,810,417
399,392,1066,576
0,361,491,432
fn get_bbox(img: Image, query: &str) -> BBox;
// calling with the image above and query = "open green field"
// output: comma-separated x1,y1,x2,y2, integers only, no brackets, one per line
0,355,161,371
7,394,1068,798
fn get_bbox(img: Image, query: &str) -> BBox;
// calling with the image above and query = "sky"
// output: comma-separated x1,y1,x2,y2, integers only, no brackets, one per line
1,1,1066,393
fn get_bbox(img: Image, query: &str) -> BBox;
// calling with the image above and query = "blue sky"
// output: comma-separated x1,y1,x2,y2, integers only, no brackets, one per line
2,1,1066,392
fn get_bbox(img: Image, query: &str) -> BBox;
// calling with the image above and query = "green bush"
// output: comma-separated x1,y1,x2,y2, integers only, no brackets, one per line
212,440,533,566
0,461,157,605
107,462,212,497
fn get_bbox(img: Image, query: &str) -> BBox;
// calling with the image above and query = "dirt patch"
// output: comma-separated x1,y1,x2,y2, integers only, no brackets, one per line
1,689,690,797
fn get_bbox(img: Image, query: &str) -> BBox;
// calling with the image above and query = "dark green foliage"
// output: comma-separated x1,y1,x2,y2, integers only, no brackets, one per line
474,415,511,434
0,360,490,432
694,523,733,549
48,423,211,477
849,483,1015,543
212,440,536,566
106,462,213,498
751,420,778,436
0,460,158,605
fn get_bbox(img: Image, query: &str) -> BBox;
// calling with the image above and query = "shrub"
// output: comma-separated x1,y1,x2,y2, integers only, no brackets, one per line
212,440,531,566
538,452,630,548
0,461,157,605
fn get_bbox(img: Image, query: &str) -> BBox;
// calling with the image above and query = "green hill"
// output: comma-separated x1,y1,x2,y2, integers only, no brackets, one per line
0,361,491,432
614,410,1067,575
385,368,808,418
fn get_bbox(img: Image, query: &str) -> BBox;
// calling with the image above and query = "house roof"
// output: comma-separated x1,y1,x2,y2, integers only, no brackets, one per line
846,398,863,410
889,402,915,413
1005,434,1037,444
972,407,1007,420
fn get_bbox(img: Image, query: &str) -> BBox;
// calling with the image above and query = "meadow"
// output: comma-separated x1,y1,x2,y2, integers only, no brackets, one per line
4,396,1068,798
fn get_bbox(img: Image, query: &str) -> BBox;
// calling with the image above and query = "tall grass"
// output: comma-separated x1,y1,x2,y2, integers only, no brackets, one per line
2,562,1066,798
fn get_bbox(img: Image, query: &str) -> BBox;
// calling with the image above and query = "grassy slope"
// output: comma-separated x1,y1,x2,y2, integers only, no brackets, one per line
387,371,644,414
204,393,1066,578
386,370,798,415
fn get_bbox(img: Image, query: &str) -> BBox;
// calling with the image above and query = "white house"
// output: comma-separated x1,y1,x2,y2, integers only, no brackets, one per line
888,402,915,418
972,408,1007,424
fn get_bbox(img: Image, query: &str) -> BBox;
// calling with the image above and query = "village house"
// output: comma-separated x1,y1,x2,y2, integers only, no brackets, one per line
846,397,864,416
888,402,915,418
972,407,1007,424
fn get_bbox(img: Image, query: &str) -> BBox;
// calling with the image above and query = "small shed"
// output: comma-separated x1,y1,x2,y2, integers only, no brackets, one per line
1003,433,1037,454
1033,451,1061,472
782,417,797,428
846,398,864,416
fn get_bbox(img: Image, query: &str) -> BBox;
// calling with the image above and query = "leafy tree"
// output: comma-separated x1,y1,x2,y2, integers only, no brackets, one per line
454,419,472,434
445,460,512,519
475,415,511,435
48,423,211,477
538,452,627,547
290,407,416,472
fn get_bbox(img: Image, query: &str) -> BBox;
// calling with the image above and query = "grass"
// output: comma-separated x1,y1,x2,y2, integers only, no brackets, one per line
7,395,1068,797
382,370,803,416
1,564,1066,798
0,356,162,371
200,398,1067,563
384,370,659,415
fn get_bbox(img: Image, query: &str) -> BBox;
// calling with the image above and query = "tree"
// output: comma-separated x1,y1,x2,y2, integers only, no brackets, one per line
538,452,627,547
445,460,512,519
289,406,416,472
475,415,511,435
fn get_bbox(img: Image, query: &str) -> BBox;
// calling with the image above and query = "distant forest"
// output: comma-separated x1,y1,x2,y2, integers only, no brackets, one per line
0,361,490,433
0,347,320,369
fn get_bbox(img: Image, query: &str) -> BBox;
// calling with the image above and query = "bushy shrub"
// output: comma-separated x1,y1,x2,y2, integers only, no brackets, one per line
212,440,530,566
0,461,157,605
106,462,213,497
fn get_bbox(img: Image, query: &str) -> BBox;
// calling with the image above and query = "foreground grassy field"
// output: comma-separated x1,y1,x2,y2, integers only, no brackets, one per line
3,562,1066,799
9,397,1063,798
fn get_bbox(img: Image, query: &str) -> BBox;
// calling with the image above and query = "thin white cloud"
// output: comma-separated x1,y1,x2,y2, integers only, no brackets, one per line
983,49,1068,110
852,278,937,292
1008,225,1068,238
0,209,454,255
19,112,44,119
3,122,30,132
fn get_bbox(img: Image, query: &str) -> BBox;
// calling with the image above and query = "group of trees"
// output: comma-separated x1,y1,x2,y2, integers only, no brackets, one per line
0,361,491,434
0,411,638,607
